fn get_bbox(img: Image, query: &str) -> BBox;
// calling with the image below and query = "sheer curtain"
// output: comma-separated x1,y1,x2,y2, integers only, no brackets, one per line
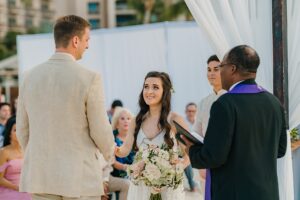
288,1,300,198
288,0,300,130
184,0,272,90
184,0,294,199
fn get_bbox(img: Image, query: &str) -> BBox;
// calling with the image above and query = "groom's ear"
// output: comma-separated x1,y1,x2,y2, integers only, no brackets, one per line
72,36,79,48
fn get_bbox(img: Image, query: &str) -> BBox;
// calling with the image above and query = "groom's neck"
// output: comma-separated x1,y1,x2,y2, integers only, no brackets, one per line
56,47,77,60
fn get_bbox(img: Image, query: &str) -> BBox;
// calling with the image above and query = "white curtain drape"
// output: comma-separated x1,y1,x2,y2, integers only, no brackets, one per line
184,0,273,91
184,0,294,199
288,0,300,130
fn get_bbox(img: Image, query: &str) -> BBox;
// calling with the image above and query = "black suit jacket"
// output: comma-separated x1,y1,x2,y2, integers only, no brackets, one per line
189,79,287,200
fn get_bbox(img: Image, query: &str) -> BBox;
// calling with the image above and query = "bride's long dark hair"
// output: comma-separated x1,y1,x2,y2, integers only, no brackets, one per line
133,71,174,151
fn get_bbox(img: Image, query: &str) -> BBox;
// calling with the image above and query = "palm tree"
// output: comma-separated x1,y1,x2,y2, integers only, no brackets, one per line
166,1,193,21
144,0,155,24
128,0,192,24
128,0,157,24
21,0,32,7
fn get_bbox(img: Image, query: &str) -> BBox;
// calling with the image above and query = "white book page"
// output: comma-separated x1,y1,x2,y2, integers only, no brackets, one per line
190,132,204,143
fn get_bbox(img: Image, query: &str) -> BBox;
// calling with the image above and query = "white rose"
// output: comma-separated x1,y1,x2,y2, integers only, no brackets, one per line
159,150,170,160
142,150,149,159
144,163,161,181
157,157,171,169
129,161,145,179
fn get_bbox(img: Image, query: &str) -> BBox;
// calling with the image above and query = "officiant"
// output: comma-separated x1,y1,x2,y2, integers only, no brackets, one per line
181,45,287,200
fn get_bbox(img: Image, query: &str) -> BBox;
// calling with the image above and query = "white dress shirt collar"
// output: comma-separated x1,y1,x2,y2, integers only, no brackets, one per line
229,80,244,91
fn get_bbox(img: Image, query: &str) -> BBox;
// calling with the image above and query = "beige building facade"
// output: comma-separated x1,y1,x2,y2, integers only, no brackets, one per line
54,0,136,29
0,0,55,38
1,0,185,38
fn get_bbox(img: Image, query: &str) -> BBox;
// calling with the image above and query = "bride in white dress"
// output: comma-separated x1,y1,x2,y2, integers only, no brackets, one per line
116,71,190,200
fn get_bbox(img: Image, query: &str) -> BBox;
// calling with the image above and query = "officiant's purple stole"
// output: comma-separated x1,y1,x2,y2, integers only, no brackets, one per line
205,82,266,200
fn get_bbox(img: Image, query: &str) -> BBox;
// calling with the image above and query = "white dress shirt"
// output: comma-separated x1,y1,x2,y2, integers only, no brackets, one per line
193,89,227,137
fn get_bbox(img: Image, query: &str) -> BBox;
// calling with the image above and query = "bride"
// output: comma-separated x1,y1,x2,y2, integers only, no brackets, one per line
116,71,190,200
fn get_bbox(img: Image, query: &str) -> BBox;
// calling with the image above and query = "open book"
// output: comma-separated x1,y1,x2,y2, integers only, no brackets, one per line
173,120,203,145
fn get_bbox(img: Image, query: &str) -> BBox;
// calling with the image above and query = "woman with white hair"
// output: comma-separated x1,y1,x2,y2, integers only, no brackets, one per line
111,107,135,178
106,107,135,200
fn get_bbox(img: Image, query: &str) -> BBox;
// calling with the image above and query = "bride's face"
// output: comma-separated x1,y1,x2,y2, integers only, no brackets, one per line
143,77,163,107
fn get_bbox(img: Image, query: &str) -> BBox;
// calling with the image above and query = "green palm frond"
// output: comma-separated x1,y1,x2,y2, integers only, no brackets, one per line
21,0,32,7
128,0,192,24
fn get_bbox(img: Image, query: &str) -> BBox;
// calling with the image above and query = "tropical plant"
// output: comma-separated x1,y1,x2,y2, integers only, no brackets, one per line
21,0,32,7
128,0,192,24
290,128,299,141
0,44,9,60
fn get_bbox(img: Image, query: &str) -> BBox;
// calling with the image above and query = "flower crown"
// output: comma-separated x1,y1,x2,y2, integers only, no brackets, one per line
170,87,175,93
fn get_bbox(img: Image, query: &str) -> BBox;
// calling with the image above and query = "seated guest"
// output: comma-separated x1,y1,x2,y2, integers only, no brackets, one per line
0,102,11,147
111,107,135,178
107,99,123,123
183,102,197,192
0,116,31,200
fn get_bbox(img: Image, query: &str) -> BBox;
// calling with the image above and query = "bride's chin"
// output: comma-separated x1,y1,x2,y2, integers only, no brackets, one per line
145,101,159,107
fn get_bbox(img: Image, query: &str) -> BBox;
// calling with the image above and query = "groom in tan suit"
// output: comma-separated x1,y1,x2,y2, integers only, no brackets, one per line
16,15,115,200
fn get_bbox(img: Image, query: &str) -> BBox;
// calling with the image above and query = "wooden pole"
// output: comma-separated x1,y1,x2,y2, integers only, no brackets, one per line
272,0,289,128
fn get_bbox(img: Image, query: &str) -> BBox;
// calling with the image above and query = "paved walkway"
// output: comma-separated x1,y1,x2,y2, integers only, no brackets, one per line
183,168,204,200
185,190,203,200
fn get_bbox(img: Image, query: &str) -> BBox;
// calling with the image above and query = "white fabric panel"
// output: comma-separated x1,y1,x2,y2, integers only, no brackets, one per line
166,22,214,114
246,0,273,92
288,0,300,129
183,0,230,58
17,25,168,113
287,0,300,197
277,132,294,200
17,22,213,115
184,0,273,91
96,26,168,113
17,33,54,76
184,1,293,199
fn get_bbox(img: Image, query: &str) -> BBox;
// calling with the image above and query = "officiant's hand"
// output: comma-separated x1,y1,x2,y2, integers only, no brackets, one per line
181,135,193,154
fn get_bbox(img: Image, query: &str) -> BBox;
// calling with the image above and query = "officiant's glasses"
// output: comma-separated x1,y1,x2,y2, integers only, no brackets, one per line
217,63,234,68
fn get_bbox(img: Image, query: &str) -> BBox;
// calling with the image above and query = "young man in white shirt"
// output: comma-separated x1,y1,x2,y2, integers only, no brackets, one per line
193,55,226,195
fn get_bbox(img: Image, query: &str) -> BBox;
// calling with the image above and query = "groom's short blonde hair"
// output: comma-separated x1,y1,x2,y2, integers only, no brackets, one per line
54,15,90,48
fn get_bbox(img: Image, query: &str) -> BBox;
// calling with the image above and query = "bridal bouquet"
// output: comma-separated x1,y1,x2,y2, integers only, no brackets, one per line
127,143,184,200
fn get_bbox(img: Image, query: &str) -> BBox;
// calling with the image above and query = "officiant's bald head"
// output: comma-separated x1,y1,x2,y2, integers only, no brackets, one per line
226,45,260,73
220,45,260,90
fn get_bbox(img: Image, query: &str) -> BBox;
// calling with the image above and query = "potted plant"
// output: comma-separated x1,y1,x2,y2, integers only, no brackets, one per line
290,128,299,142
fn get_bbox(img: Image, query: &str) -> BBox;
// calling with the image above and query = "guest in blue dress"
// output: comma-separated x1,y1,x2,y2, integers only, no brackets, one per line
111,107,135,178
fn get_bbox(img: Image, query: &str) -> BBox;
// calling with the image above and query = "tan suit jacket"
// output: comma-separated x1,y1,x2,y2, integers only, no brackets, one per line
16,53,115,197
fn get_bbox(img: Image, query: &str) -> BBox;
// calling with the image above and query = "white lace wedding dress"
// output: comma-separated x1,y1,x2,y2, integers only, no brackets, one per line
127,129,185,200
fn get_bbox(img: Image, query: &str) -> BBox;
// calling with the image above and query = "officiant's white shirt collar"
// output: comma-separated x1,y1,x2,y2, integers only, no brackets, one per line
214,89,226,95
229,80,244,91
